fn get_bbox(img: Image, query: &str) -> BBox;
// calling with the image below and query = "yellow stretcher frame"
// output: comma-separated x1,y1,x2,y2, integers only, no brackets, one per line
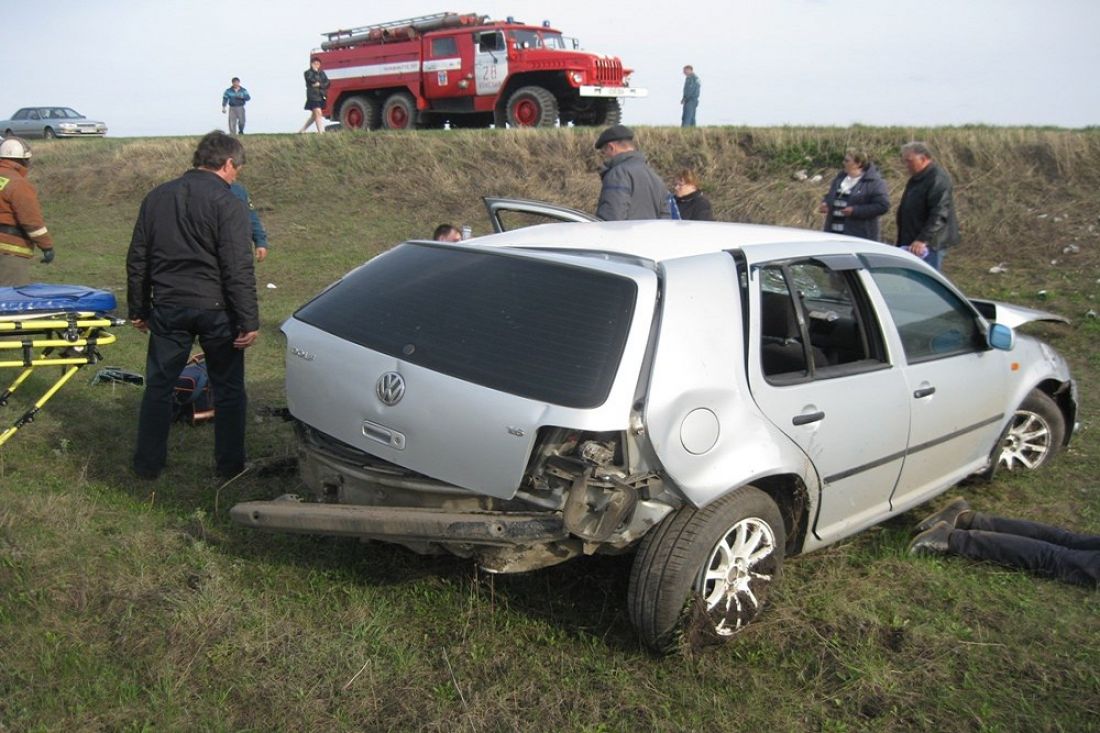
0,311,125,447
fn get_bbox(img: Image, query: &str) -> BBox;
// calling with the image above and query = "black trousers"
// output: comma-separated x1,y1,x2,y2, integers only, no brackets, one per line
133,305,247,476
949,513,1100,586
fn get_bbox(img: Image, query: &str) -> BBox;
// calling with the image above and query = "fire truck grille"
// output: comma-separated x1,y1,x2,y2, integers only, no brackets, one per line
593,58,623,85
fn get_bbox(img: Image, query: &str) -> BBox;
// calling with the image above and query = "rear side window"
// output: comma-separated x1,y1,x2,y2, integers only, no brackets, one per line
295,244,638,408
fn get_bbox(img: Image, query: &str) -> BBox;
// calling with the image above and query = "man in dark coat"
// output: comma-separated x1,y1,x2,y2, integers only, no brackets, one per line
896,141,959,270
594,125,671,221
126,130,259,480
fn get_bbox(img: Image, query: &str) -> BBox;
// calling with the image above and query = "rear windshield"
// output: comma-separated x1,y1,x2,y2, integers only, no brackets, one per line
294,243,638,408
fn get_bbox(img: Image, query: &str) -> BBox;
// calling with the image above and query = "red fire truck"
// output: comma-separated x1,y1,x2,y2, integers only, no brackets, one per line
314,12,646,130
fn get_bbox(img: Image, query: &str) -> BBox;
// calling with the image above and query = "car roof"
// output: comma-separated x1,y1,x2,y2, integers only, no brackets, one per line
472,220,902,264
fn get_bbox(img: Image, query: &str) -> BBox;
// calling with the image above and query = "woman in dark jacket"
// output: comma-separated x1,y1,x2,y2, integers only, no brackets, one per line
818,150,890,241
299,57,330,134
672,169,715,221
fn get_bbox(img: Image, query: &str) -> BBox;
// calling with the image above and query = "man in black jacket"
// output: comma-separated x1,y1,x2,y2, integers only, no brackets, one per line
896,141,959,271
126,130,259,479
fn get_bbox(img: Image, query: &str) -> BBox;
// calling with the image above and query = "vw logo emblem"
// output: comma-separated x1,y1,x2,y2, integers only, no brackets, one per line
375,371,406,406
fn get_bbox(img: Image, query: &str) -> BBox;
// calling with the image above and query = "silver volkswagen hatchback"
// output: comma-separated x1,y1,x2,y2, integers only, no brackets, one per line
233,212,1076,652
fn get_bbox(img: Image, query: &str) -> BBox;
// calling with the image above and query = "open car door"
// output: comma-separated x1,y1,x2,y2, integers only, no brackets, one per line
483,197,597,233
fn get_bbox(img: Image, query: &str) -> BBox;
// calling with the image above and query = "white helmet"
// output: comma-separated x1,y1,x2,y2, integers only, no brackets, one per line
0,137,32,160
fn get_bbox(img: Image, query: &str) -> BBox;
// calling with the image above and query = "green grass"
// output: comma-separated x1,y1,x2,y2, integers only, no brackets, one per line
1,127,1098,732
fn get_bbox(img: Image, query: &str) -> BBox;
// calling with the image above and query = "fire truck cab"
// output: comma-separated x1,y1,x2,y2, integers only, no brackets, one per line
315,12,647,130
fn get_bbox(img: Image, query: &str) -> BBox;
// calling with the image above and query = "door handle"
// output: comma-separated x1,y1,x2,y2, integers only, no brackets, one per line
913,386,936,398
792,411,825,426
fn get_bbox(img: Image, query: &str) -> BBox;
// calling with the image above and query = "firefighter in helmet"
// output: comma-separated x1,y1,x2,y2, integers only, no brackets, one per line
0,136,55,287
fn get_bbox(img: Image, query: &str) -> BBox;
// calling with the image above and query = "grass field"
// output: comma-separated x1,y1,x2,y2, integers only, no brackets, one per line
1,127,1098,732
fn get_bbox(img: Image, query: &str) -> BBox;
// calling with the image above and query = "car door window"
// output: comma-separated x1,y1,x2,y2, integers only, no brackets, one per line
13,109,28,120
759,261,887,382
868,267,985,363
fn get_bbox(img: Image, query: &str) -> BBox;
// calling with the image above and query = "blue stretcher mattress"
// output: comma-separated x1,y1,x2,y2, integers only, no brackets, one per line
0,283,117,314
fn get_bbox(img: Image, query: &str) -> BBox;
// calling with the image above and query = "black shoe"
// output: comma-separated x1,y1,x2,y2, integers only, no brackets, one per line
908,521,954,556
915,498,972,533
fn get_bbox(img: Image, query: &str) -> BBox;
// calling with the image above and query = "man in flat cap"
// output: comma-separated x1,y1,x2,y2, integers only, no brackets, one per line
594,125,672,221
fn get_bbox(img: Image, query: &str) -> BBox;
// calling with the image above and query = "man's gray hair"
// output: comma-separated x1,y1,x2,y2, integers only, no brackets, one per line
900,141,934,159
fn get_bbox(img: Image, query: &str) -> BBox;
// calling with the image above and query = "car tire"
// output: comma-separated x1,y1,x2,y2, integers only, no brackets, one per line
381,92,416,130
339,95,378,131
3,129,12,137
628,486,785,654
43,127,56,139
505,86,558,128
998,389,1066,471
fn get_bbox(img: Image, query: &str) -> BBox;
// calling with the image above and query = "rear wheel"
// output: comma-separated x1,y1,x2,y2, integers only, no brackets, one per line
505,86,558,127
628,486,785,654
3,129,12,137
339,95,378,131
43,127,56,139
382,92,417,130
998,389,1066,471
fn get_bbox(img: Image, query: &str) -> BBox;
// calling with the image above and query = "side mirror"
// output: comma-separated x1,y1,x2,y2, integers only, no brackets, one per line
988,322,1015,351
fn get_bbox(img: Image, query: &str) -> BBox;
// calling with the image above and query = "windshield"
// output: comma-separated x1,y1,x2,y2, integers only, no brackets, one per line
508,29,566,49
295,244,638,408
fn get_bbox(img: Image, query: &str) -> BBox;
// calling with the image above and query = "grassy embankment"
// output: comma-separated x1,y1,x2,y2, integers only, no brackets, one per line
1,127,1098,731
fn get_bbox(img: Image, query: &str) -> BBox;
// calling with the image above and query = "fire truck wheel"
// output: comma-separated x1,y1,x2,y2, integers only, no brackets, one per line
339,96,379,131
506,86,558,128
382,92,417,130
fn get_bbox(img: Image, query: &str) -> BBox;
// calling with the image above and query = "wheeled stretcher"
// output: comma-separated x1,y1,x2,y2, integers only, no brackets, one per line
0,284,125,447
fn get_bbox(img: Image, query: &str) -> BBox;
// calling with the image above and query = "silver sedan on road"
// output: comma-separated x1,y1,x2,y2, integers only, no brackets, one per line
1,107,108,138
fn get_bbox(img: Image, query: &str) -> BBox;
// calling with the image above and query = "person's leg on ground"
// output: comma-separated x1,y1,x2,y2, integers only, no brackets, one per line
949,529,1100,586
134,305,194,476
197,310,247,477
968,512,1100,551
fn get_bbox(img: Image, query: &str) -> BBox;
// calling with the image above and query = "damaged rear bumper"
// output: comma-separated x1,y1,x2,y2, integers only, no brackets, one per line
229,497,567,545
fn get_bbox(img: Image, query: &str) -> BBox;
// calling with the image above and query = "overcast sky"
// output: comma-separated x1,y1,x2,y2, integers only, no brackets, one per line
6,0,1098,136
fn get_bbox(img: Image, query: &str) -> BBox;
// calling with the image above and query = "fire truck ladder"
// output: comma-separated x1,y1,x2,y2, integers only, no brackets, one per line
322,13,488,50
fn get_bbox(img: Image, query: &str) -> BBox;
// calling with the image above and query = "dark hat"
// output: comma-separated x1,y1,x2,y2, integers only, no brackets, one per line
594,124,634,149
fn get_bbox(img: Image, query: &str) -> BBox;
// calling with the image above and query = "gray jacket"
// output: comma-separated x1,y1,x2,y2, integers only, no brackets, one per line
596,151,672,221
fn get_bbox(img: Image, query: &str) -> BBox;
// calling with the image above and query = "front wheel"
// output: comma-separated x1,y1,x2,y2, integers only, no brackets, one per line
43,127,56,139
998,389,1066,471
505,86,558,128
628,486,785,654
381,92,416,130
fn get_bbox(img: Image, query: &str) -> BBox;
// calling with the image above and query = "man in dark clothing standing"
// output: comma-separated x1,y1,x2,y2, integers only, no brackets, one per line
594,125,672,221
126,130,259,480
896,141,959,271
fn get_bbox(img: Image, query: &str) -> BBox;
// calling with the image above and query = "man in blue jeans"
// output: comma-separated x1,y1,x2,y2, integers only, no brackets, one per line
909,498,1099,587
680,65,700,127
126,131,259,480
